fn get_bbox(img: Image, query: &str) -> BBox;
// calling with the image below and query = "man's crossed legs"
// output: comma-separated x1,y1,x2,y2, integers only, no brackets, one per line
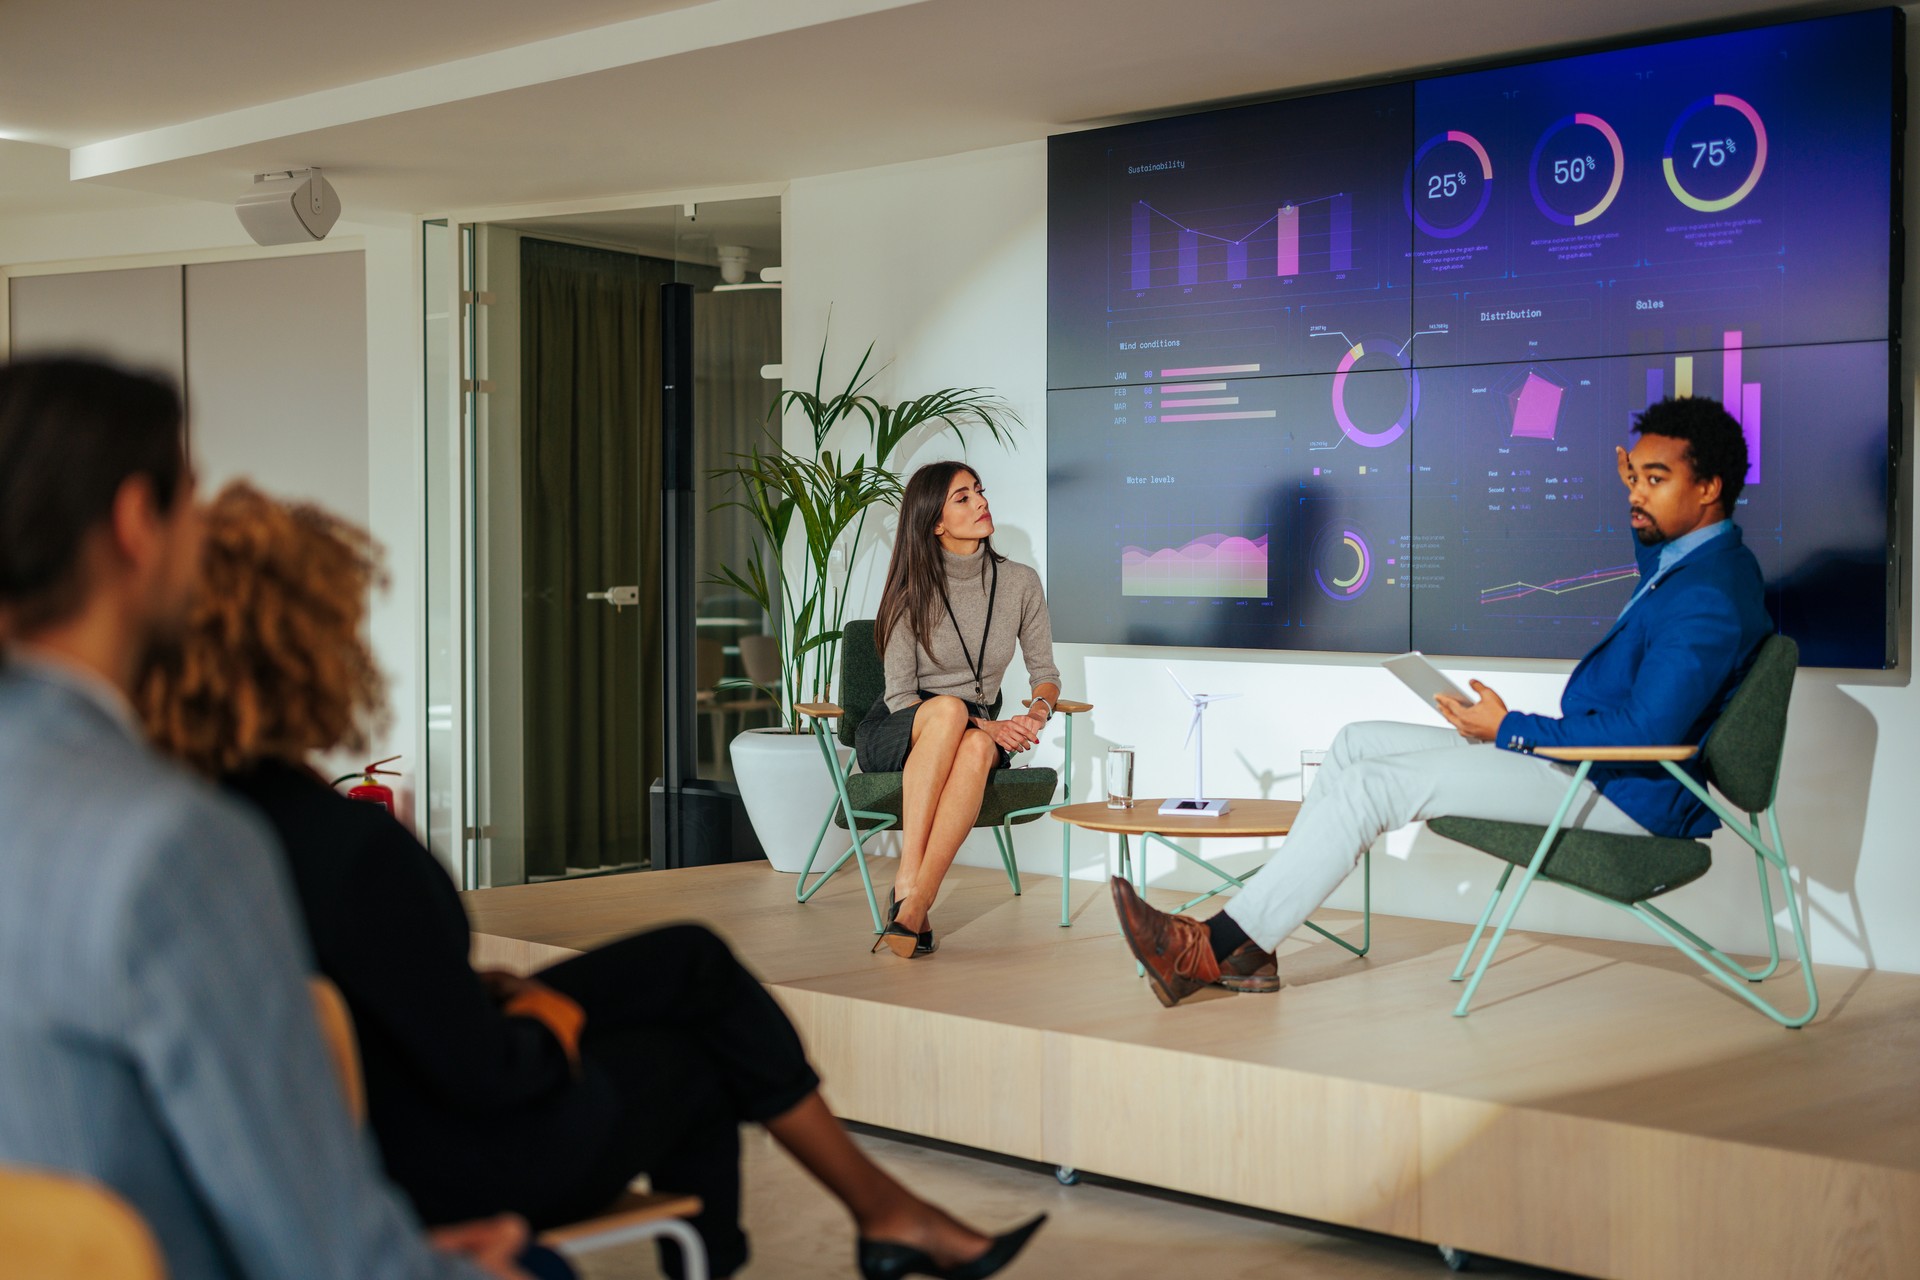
1112,719,1650,1007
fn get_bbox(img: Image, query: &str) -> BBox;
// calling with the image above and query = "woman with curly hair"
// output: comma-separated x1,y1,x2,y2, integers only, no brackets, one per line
139,482,1042,1280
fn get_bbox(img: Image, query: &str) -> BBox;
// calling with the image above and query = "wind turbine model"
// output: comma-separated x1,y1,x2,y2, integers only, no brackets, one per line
1159,669,1238,817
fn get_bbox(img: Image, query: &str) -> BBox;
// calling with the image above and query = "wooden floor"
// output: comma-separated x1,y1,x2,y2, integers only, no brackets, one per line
465,862,1920,1280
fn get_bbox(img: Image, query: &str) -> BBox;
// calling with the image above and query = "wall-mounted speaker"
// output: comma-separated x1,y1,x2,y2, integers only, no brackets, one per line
235,169,340,246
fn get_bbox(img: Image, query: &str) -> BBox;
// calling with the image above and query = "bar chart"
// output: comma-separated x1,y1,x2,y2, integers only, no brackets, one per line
1129,195,1353,290
1645,332,1761,482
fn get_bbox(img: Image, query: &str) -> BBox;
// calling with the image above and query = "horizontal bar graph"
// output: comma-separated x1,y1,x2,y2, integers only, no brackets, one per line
1159,363,1261,377
1155,409,1278,422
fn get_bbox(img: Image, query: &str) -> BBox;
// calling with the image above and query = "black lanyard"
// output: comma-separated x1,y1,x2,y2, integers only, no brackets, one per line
935,554,998,702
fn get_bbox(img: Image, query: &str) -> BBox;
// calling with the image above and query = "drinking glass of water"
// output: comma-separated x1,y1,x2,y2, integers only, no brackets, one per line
1105,747,1136,809
1300,749,1328,800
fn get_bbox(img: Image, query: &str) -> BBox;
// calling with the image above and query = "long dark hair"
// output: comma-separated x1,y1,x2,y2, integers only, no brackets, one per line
875,461,1004,658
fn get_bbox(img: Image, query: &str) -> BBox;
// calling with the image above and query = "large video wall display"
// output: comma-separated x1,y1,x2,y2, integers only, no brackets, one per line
1046,10,1900,668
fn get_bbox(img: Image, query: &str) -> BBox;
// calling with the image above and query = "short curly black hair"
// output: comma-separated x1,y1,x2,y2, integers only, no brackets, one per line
1632,396,1749,513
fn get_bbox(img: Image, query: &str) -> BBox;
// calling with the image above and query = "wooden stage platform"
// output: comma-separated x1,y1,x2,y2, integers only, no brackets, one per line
465,862,1920,1279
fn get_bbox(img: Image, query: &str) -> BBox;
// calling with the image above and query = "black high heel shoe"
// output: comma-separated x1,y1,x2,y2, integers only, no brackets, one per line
871,889,936,957
856,1214,1046,1280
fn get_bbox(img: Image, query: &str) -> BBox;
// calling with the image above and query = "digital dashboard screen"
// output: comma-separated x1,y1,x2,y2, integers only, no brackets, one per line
1047,10,1899,667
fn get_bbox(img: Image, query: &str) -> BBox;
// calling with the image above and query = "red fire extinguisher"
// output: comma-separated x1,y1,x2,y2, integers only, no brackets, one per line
333,755,402,814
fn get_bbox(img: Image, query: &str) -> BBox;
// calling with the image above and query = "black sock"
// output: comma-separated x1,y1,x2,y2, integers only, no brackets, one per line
1205,910,1251,961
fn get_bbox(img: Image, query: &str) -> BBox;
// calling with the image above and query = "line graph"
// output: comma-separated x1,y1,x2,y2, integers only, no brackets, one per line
1129,195,1351,289
1478,563,1639,605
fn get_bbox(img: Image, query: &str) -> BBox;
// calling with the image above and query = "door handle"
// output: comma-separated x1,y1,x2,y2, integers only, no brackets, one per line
585,585,640,612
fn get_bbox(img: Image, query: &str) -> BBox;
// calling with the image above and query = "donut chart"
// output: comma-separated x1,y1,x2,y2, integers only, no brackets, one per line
1311,523,1374,602
1405,130,1494,238
1331,342,1420,447
1528,112,1626,226
1663,94,1768,212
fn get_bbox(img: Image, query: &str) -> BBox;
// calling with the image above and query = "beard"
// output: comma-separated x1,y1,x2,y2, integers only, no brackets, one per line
1631,508,1667,546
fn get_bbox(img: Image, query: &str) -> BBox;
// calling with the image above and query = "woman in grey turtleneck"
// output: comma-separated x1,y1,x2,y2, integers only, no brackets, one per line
858,461,1060,959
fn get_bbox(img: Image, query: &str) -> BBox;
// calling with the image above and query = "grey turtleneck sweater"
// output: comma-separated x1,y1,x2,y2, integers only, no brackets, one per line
880,546,1060,713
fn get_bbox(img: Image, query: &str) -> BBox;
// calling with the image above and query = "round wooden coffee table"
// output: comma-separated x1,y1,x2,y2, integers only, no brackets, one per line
1051,797,1369,956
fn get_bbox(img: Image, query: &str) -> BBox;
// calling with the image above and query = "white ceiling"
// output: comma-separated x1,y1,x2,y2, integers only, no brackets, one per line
0,0,705,144
0,140,193,218
0,0,1867,223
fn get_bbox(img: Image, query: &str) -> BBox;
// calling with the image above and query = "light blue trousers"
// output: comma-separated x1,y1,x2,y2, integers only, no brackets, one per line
1222,720,1648,952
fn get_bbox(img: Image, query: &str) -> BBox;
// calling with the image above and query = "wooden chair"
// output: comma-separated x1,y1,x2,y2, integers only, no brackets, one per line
703,634,780,762
1429,635,1818,1026
794,619,1093,933
0,1164,165,1280
308,979,710,1276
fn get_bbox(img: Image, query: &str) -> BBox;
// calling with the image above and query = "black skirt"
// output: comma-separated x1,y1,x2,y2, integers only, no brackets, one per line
855,690,1008,773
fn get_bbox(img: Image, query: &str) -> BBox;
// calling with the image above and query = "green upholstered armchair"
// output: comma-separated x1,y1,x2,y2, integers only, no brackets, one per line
1431,635,1818,1026
794,620,1090,933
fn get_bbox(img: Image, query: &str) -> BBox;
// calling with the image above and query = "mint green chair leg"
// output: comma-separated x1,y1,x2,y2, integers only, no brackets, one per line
991,824,1023,894
1449,760,1816,1027
1452,864,1515,981
1624,781,1817,1027
1111,834,1145,977
1059,714,1075,926
991,712,1079,919
1453,761,1593,1016
792,720,891,934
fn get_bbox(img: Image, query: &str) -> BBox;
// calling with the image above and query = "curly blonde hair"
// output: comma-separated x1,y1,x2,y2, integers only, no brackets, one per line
139,481,390,776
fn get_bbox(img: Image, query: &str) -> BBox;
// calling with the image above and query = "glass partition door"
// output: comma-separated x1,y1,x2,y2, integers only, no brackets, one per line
426,202,781,888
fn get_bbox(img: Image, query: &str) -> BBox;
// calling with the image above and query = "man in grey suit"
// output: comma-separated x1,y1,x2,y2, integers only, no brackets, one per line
0,358,543,1280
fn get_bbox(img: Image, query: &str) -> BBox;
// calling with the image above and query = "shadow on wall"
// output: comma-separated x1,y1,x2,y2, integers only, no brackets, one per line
1774,674,1883,967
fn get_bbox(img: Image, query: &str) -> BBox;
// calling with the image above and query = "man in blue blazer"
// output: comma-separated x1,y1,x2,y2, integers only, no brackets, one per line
1115,397,1774,1007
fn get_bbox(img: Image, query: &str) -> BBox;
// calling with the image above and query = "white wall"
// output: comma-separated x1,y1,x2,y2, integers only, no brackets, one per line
784,100,1919,973
185,253,370,530
9,265,185,385
0,205,428,828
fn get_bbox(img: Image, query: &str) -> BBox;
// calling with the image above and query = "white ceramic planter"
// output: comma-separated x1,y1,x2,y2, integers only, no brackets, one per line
731,726,854,873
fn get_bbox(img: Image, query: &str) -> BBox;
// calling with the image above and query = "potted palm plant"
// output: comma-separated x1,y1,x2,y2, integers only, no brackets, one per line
714,337,1022,871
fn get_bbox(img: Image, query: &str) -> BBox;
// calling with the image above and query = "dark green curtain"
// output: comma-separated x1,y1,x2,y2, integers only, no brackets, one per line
520,238,672,875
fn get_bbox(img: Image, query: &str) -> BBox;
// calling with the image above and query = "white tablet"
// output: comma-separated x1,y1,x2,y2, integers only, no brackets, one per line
1382,651,1476,711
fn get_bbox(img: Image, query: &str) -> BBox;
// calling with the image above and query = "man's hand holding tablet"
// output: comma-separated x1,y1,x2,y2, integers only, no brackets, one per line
1382,652,1509,742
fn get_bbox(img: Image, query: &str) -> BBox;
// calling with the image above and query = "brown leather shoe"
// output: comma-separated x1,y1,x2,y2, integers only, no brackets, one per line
1110,877,1220,1007
1216,941,1281,994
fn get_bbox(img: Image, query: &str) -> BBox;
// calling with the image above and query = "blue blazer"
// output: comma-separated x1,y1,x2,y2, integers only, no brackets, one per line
1496,524,1773,838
